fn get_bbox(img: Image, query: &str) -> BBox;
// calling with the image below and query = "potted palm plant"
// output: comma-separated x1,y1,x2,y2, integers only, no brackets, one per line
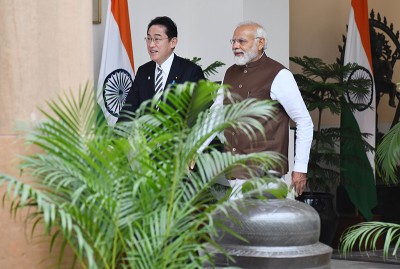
289,56,373,246
0,81,285,268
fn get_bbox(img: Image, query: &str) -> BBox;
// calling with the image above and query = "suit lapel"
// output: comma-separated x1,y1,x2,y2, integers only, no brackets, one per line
145,61,156,96
166,55,182,89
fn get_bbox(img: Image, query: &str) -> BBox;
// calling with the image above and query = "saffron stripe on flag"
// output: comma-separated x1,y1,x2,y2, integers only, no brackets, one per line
111,0,134,71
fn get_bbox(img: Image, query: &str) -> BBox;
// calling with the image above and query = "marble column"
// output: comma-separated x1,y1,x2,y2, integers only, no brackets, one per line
0,1,93,268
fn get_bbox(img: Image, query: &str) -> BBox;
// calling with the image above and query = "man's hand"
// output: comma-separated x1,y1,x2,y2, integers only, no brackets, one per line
290,171,307,196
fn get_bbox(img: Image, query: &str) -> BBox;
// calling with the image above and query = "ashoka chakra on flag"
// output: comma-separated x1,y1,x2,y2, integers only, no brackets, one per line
103,68,133,117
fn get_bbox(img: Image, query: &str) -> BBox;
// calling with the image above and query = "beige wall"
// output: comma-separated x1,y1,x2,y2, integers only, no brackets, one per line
290,0,400,127
0,1,93,268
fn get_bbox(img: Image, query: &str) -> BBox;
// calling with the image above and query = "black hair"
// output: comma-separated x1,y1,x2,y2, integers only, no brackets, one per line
147,16,178,39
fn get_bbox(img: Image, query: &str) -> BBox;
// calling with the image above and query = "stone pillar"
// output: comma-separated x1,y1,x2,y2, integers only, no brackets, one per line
0,1,93,268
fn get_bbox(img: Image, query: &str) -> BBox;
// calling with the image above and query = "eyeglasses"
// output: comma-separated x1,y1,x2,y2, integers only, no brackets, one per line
144,36,170,44
230,37,260,45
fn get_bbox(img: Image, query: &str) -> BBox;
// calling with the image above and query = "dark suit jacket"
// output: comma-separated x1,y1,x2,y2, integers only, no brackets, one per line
119,54,205,120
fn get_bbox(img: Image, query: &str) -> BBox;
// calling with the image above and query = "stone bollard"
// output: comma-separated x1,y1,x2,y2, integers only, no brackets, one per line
207,198,332,269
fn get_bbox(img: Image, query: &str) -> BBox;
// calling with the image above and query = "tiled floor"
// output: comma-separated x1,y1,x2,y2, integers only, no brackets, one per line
331,248,400,269
331,259,400,269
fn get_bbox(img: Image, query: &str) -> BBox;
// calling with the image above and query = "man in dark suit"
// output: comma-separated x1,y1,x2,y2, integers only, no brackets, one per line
119,16,205,120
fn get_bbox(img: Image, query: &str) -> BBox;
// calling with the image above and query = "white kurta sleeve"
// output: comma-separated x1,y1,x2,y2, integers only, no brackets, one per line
270,69,314,173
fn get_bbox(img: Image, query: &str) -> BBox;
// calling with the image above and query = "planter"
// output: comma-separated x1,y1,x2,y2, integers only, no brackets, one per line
207,198,332,269
297,192,339,247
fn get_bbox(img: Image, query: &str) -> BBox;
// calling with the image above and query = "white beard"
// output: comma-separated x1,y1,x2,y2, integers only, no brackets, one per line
233,45,259,66
233,55,248,66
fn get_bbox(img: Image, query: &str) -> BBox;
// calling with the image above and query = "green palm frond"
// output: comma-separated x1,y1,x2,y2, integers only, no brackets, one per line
0,81,284,269
202,61,225,78
188,57,225,79
340,221,400,259
290,56,359,82
376,122,400,185
291,57,370,115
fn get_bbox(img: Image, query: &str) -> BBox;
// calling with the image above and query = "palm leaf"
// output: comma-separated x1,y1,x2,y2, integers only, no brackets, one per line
188,57,225,79
340,221,400,259
376,122,400,184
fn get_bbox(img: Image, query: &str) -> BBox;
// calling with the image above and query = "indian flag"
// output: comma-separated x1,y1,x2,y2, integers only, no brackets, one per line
341,0,377,220
97,0,135,126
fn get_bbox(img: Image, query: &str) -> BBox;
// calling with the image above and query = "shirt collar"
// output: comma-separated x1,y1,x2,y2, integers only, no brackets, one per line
157,53,175,75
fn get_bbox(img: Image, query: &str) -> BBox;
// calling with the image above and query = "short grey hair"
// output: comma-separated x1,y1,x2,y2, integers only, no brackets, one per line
236,21,268,50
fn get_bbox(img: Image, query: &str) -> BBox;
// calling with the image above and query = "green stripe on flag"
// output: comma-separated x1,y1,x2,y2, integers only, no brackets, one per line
340,103,377,220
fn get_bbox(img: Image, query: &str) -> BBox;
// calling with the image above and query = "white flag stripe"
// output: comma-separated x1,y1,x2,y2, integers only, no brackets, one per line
344,4,376,171
344,11,372,74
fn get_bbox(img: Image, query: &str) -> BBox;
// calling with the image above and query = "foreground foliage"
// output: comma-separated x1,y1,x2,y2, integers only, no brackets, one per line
0,81,285,268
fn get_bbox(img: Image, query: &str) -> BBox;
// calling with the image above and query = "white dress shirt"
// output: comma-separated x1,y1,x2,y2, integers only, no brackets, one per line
154,53,175,91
